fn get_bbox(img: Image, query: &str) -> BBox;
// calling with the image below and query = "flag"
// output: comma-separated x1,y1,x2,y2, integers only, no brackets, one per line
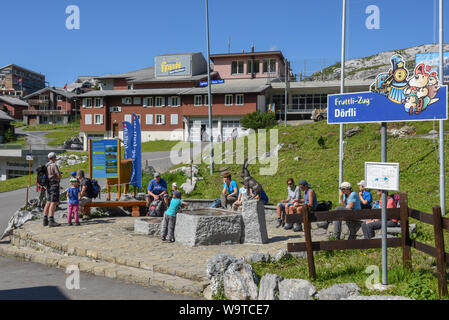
122,121,133,159
64,83,68,91
129,114,142,189
18,78,22,90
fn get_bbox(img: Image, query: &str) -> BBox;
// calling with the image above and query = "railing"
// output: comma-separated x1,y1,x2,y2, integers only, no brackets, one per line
23,110,70,116
0,144,22,150
285,193,449,298
28,99,49,106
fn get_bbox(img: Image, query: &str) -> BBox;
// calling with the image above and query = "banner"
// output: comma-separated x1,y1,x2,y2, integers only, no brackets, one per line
90,139,119,179
122,121,133,159
416,52,449,82
130,114,142,188
328,54,448,124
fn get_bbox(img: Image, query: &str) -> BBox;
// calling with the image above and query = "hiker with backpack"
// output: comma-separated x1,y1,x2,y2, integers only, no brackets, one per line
146,172,169,215
361,190,399,239
43,153,62,228
77,170,93,220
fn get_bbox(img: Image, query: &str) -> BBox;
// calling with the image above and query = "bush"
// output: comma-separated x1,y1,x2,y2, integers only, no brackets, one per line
241,112,277,130
4,127,16,143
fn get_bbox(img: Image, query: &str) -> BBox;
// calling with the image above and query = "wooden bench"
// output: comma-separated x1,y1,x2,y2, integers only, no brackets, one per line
83,201,147,218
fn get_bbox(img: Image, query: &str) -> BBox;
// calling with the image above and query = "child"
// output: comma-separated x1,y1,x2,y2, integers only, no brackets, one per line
161,190,188,243
67,178,81,226
232,182,249,211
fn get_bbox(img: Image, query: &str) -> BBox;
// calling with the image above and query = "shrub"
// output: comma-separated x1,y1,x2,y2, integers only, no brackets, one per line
241,112,277,130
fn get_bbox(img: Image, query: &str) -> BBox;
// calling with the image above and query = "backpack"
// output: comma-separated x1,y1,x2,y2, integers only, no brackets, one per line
84,178,101,199
36,165,49,187
390,193,401,208
148,199,165,217
209,199,222,209
315,201,333,212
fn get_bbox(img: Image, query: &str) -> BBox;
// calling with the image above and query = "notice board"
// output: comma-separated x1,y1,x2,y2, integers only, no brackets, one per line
365,162,400,192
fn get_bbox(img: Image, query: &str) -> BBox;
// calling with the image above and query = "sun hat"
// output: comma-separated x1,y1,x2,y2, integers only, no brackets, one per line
154,172,161,178
299,180,310,187
341,182,352,190
173,190,182,199
70,178,78,183
48,152,57,159
357,180,367,188
71,171,77,177
172,182,178,187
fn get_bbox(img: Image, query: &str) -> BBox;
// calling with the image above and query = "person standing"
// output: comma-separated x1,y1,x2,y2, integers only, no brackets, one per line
43,153,61,228
161,191,188,243
66,178,81,226
221,173,239,209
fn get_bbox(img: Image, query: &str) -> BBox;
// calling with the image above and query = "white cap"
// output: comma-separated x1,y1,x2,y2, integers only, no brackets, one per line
357,180,367,188
48,152,57,159
341,182,352,190
172,182,178,187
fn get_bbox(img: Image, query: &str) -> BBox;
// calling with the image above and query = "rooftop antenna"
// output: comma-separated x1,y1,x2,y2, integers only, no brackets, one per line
228,36,231,54
251,43,255,53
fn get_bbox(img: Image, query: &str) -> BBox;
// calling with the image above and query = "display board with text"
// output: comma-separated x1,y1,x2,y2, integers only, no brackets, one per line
90,139,120,179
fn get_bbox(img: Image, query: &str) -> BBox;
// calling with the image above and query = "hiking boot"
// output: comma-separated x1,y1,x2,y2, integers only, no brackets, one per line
75,222,81,226
48,218,61,228
43,217,49,227
293,223,303,232
169,238,175,243
161,237,166,242
284,223,293,230
68,222,73,226
276,219,283,228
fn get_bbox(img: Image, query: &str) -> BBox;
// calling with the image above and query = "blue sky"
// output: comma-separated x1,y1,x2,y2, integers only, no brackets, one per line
2,0,448,86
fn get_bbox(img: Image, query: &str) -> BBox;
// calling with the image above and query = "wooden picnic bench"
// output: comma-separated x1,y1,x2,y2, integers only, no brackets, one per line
82,201,147,218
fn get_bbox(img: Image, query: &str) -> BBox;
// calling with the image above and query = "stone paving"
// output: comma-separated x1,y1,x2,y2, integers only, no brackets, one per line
0,213,330,296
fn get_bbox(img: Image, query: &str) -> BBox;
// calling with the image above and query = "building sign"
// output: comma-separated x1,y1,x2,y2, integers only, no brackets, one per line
155,55,191,77
328,54,448,124
199,79,225,87
416,52,449,82
365,162,400,192
90,139,120,179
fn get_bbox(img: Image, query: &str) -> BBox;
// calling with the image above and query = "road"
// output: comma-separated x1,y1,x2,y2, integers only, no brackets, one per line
0,256,195,300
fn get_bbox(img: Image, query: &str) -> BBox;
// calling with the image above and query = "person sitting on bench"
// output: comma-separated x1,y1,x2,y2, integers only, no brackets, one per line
276,178,301,228
288,180,318,232
221,173,239,209
146,172,169,209
362,190,399,239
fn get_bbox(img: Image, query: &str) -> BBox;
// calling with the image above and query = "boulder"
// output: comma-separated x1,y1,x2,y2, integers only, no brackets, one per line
245,253,271,263
258,274,283,300
241,200,269,244
316,283,361,300
343,295,413,300
279,279,317,300
134,218,163,236
181,180,196,195
223,261,259,300
273,249,292,262
206,254,241,296
345,127,361,138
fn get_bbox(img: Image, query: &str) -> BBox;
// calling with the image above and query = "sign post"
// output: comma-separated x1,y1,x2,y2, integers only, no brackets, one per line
25,153,34,210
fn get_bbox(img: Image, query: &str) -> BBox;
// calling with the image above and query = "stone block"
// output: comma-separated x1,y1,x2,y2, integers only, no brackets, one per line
223,261,259,300
258,274,283,300
134,218,163,236
279,279,316,300
241,200,268,244
316,283,361,300
175,209,243,247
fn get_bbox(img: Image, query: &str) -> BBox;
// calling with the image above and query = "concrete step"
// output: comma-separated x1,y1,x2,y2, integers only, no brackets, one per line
4,233,208,297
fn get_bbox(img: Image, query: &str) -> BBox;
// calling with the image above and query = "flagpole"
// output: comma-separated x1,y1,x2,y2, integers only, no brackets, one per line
439,0,446,215
205,0,214,175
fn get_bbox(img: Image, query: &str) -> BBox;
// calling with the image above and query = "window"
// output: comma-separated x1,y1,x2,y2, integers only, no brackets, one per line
247,60,260,74
143,97,153,107
94,114,104,125
122,97,132,105
146,114,153,125
124,114,132,123
85,114,92,125
57,95,63,101
57,105,62,111
156,114,165,125
194,95,203,106
231,61,244,74
263,59,277,73
110,106,121,113
236,94,244,105
133,97,141,105
225,95,233,106
169,96,180,107
94,98,103,108
171,114,178,125
155,96,165,107
39,95,49,101
204,95,210,106
86,98,93,108
127,84,133,90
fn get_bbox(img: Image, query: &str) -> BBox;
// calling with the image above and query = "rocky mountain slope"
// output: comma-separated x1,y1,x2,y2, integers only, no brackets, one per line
311,44,449,81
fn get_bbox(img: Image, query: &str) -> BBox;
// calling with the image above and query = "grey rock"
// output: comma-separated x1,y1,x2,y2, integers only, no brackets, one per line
279,279,317,300
258,274,283,300
429,130,438,135
241,200,269,244
1,210,40,240
316,283,361,300
175,209,243,247
290,251,308,259
207,254,241,296
181,180,196,195
343,295,413,300
223,261,259,300
345,127,361,138
203,285,213,300
274,249,292,262
134,218,163,236
120,194,134,202
245,253,271,263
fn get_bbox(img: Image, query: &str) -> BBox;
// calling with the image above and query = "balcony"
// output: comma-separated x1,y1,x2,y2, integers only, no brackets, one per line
28,99,49,107
23,110,71,116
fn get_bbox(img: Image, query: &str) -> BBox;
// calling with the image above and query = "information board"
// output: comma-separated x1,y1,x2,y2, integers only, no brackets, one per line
365,162,400,191
90,139,120,179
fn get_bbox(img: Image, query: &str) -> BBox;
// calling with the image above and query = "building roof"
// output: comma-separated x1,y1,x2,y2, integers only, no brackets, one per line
0,110,14,121
23,87,76,100
181,79,271,95
0,96,28,107
79,88,189,97
270,79,373,90
210,51,285,60
0,64,45,78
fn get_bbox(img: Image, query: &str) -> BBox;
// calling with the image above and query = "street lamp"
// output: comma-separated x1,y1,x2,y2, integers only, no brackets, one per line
205,0,214,175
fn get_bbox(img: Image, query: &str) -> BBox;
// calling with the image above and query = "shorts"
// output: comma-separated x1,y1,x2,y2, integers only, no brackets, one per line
47,182,60,203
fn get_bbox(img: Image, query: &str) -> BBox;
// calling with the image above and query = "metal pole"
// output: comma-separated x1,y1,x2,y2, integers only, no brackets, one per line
284,59,288,127
439,0,446,215
381,122,388,285
205,0,214,175
339,0,347,196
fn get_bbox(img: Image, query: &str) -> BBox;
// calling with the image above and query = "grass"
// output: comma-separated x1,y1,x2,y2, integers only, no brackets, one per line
141,140,191,153
45,130,79,147
0,153,89,193
22,122,80,132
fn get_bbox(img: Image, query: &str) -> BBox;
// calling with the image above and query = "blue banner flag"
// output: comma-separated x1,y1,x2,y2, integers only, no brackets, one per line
130,114,142,188
122,121,133,159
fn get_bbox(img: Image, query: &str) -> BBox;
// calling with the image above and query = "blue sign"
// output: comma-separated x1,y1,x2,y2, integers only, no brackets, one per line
130,114,142,189
122,121,133,159
91,139,120,179
328,54,448,124
199,79,225,87
416,52,449,82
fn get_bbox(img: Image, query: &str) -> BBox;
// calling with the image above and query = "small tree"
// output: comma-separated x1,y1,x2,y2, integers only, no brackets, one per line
241,111,277,130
